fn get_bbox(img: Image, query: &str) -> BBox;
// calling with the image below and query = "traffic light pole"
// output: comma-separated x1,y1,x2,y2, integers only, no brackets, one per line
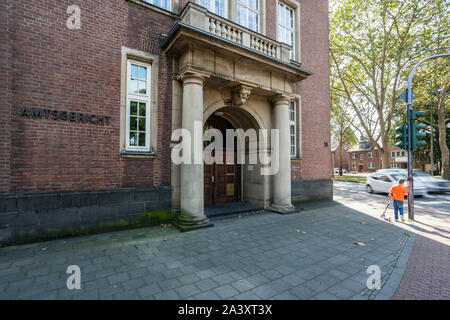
406,53,449,221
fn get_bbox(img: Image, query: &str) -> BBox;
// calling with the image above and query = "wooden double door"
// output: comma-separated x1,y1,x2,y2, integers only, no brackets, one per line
204,151,241,206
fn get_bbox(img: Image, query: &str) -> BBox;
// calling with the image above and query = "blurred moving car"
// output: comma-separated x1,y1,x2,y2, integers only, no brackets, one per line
365,169,428,196
409,170,450,193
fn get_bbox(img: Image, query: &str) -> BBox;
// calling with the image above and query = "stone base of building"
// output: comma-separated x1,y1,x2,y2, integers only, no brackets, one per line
291,179,334,203
266,204,298,215
172,220,214,232
0,186,172,245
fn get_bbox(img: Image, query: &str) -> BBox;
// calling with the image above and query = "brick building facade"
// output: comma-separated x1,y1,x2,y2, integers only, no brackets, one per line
348,144,407,172
0,0,331,243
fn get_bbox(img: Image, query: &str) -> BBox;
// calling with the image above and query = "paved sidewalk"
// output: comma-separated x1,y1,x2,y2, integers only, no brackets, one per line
0,201,415,300
393,236,450,300
333,181,450,300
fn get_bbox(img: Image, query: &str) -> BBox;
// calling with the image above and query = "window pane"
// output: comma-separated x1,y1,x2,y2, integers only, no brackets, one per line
248,0,258,10
130,101,138,115
139,117,146,132
139,103,146,116
131,64,138,79
130,116,138,131
215,0,224,16
138,81,147,94
130,80,138,93
139,66,147,80
130,131,137,146
138,133,146,147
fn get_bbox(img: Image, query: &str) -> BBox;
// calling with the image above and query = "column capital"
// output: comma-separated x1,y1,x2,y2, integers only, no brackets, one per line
270,93,294,105
177,67,210,85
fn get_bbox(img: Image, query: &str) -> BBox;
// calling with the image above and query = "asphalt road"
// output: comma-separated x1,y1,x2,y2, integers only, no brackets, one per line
333,180,450,245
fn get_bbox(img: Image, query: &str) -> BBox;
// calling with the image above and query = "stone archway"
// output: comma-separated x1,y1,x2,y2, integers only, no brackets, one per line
203,106,271,208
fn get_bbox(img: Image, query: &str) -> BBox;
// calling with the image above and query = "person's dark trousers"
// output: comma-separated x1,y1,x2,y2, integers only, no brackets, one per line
393,200,404,220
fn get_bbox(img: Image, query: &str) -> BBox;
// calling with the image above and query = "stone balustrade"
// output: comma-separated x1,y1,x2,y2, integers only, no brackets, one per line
180,2,292,62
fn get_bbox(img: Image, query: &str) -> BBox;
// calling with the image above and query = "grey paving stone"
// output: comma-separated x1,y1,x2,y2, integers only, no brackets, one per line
212,274,234,285
196,279,219,292
195,269,216,280
138,284,161,298
289,285,317,299
108,272,129,285
178,273,201,285
214,284,239,299
234,291,262,300
153,289,180,300
231,279,256,293
193,290,222,300
252,284,278,299
327,285,357,299
175,284,201,298
158,278,182,291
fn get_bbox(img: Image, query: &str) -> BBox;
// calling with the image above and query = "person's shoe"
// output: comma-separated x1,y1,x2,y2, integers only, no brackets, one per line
380,214,385,219
401,216,405,222
395,219,399,222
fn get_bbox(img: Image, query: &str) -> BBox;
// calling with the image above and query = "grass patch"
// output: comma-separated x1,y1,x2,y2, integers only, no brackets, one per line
333,175,367,184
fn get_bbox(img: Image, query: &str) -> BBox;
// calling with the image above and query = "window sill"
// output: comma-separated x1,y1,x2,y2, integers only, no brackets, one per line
291,157,302,161
120,150,157,159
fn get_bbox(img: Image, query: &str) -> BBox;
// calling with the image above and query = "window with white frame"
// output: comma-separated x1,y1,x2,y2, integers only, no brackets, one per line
352,163,356,169
352,153,356,159
199,0,227,17
368,152,373,158
145,0,171,10
368,162,374,169
391,164,399,168
391,151,395,158
126,60,151,151
289,101,297,157
237,0,259,32
277,2,295,60
401,150,406,157
396,151,400,157
360,154,363,160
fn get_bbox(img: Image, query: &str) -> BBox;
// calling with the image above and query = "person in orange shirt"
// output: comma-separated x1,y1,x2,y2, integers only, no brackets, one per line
389,178,408,222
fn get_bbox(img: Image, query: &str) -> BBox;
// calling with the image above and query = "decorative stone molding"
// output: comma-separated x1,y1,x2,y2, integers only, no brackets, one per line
232,85,253,106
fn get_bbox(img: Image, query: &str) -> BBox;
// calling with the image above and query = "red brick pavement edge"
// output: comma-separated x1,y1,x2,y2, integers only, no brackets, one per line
393,235,450,300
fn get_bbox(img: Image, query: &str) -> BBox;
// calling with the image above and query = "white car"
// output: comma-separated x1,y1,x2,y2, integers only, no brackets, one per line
365,169,428,196
409,170,450,193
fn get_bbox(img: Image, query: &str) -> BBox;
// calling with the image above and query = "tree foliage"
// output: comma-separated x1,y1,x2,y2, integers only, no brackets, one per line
330,0,449,170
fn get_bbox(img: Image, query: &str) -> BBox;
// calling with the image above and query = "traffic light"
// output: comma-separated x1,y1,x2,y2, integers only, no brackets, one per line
412,123,427,149
395,123,408,150
410,109,426,121
410,108,427,149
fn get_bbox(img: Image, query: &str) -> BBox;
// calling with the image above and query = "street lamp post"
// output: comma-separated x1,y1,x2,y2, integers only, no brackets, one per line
406,52,450,221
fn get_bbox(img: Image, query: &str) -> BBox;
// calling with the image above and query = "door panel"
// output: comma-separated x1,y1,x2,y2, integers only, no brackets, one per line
204,151,240,205
204,164,214,206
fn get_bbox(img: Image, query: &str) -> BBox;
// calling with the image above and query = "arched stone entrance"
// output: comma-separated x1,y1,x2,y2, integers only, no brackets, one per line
203,106,271,208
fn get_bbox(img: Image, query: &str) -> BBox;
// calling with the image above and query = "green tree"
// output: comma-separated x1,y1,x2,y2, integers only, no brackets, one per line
330,0,448,169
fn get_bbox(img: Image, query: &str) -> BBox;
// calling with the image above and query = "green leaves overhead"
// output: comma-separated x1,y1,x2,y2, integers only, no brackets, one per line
330,0,448,168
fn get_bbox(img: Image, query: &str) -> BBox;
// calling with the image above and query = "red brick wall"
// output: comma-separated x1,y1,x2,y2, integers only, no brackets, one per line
2,0,330,194
348,150,377,172
0,0,11,193
293,0,331,181
3,0,174,194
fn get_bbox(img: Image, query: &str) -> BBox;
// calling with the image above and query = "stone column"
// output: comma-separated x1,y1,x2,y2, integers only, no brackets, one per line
174,71,213,231
268,95,297,214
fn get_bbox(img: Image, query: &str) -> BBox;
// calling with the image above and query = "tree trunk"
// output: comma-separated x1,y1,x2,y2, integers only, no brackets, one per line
339,145,343,176
437,106,449,179
381,149,389,169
